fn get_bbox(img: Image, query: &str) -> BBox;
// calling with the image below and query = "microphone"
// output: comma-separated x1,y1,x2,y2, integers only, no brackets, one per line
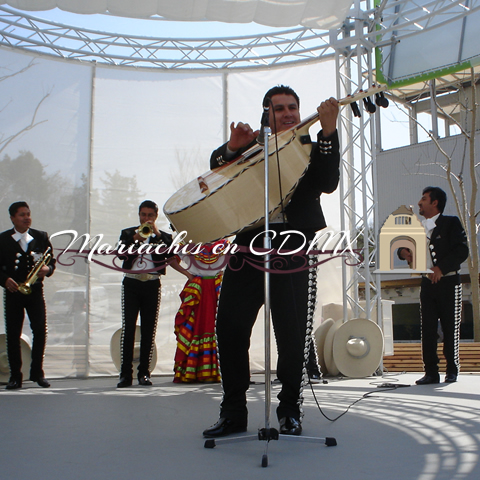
256,106,270,145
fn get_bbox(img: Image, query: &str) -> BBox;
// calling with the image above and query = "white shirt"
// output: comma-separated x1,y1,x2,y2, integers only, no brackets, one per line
422,213,440,269
11,229,33,251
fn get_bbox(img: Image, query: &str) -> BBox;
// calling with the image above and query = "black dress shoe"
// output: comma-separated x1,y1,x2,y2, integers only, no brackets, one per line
308,367,322,381
279,417,302,435
415,374,440,385
203,418,247,438
117,377,133,388
308,372,322,384
34,378,50,388
138,375,152,386
445,373,457,383
5,379,22,390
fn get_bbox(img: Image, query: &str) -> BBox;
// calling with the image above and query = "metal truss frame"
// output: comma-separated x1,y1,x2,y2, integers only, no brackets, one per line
1,1,476,71
329,0,480,326
0,5,334,70
374,0,480,47
333,0,382,324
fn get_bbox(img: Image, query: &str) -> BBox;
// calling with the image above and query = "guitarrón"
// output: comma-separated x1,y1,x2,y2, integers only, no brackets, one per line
163,85,387,244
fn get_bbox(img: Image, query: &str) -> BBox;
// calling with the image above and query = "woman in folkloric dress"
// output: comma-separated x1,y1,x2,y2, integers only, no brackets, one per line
173,239,229,383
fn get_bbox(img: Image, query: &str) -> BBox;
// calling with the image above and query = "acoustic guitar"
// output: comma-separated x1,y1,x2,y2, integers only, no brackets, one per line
163,85,388,244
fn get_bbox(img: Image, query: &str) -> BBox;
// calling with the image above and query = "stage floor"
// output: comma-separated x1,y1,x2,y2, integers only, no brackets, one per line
1,372,480,480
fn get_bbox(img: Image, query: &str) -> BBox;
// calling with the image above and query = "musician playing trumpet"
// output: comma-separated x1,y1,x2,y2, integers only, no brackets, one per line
203,86,340,438
116,200,192,388
0,201,56,390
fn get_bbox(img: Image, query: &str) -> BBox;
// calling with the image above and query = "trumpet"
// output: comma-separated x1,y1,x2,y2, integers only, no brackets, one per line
138,223,154,239
18,247,52,295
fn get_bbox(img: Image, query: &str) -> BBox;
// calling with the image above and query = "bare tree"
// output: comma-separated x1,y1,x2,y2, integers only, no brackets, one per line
398,69,479,340
0,60,51,159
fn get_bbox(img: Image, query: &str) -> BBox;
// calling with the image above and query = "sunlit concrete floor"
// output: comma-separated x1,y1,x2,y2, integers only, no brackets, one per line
1,372,479,480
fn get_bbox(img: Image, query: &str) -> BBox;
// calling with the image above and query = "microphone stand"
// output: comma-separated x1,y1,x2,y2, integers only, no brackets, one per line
258,113,278,465
204,111,277,466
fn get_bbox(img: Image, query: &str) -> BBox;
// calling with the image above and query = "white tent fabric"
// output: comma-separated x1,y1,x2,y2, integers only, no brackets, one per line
0,45,343,378
3,0,354,29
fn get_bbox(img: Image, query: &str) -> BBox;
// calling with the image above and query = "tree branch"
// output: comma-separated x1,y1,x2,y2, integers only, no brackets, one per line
0,90,51,156
0,59,36,83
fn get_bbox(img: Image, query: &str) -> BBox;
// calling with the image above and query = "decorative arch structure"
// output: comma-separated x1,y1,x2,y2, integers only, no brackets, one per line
378,205,428,273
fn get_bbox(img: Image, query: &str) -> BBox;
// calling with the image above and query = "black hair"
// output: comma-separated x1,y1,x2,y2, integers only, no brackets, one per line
139,200,158,214
262,85,300,109
422,186,447,213
397,247,412,261
9,201,29,217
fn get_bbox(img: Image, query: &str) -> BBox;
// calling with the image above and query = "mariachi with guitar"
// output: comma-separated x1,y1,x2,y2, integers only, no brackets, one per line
163,84,388,245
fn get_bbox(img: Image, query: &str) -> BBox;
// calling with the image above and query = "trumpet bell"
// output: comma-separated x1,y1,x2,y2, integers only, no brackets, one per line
138,223,154,238
18,284,32,295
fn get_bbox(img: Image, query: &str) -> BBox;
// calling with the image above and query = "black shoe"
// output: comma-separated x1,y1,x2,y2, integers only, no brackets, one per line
308,366,322,380
415,374,440,385
203,418,247,438
32,377,50,388
308,372,322,384
138,375,152,386
5,379,22,390
279,417,302,435
117,377,133,388
445,373,457,383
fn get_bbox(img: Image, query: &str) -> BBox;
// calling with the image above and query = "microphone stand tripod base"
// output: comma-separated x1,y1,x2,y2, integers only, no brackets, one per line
278,435,337,447
258,427,279,441
203,427,280,449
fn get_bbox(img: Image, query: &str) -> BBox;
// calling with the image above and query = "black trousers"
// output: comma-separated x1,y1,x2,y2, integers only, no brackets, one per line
4,286,47,381
216,226,315,423
120,277,161,379
420,275,462,376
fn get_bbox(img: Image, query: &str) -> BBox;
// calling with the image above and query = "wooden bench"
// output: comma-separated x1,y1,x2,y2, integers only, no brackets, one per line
383,343,480,372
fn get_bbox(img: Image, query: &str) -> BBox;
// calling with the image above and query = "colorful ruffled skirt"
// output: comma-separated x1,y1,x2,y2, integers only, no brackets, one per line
173,274,222,383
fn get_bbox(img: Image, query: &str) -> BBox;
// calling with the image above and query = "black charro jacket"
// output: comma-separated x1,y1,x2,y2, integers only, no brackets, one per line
428,214,469,275
0,228,55,288
210,129,340,236
118,227,174,275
